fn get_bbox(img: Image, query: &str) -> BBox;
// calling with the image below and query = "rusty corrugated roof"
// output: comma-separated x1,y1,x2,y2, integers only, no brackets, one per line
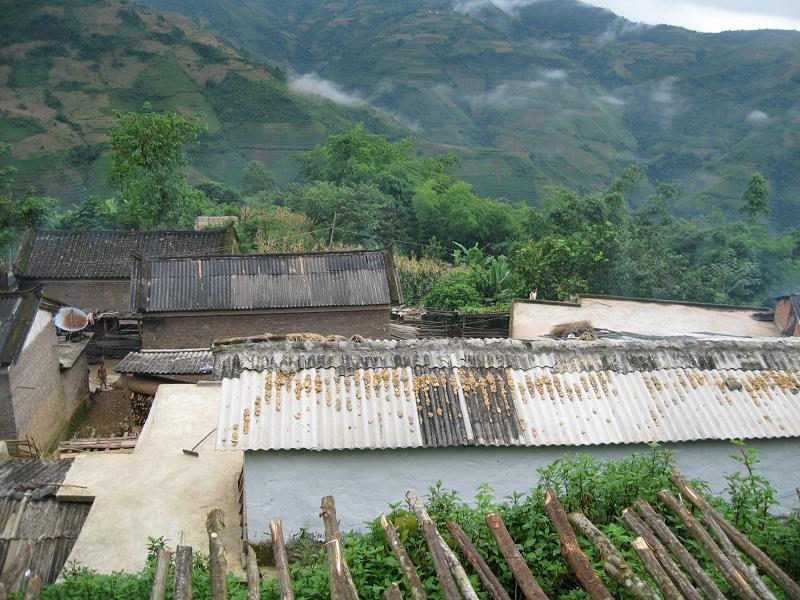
215,337,800,451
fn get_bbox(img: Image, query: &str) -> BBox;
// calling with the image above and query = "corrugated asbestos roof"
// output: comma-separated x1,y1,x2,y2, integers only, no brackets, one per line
116,349,214,375
131,249,401,313
13,229,236,280
0,460,90,584
215,337,800,451
0,289,41,366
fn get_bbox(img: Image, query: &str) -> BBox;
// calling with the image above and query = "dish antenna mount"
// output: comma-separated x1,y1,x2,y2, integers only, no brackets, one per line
54,307,89,332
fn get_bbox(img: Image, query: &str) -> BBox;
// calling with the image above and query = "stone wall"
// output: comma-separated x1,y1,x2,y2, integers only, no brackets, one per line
141,307,391,349
61,350,89,425
0,372,14,439
19,279,131,313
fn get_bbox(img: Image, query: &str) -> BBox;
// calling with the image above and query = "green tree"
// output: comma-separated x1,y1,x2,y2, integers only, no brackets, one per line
0,143,56,267
58,195,119,230
241,160,276,196
108,103,208,230
195,179,241,205
739,172,769,222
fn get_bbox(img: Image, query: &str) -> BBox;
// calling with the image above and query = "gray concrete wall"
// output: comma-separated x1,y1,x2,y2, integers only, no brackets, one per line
18,279,130,313
243,439,800,540
0,370,15,439
141,307,391,349
61,349,89,424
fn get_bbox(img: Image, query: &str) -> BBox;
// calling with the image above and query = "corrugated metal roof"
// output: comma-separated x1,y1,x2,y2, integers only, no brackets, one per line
215,337,800,451
0,460,90,584
13,229,237,280
116,349,214,375
131,249,401,313
0,289,41,366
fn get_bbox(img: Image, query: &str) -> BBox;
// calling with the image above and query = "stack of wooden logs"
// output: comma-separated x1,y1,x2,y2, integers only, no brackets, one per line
130,391,154,426
149,469,800,600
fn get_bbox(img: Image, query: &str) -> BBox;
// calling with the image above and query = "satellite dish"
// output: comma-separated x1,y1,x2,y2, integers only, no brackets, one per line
55,307,89,332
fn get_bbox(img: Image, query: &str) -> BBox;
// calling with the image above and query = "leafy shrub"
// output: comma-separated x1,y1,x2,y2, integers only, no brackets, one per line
421,270,480,311
395,254,452,305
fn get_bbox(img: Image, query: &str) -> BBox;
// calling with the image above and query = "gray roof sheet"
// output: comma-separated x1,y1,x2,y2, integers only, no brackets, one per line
0,460,89,584
116,349,214,375
0,289,41,366
214,337,800,451
131,249,400,313
14,229,236,280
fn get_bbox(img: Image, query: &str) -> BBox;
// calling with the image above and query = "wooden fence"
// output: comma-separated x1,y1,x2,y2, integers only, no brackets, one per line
148,469,799,600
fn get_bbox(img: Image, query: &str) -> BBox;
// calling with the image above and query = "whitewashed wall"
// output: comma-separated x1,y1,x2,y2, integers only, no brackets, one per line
243,438,800,540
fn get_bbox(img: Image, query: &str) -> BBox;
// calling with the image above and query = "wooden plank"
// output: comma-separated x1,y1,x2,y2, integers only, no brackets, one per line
150,548,172,600
405,493,460,600
246,546,260,600
631,537,683,600
544,489,611,600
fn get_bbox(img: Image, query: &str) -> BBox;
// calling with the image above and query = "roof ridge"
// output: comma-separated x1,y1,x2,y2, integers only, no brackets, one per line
139,247,390,262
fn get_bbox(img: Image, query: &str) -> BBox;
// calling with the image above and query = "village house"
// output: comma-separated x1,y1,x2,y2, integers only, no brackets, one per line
774,294,800,336
0,288,90,452
129,248,402,349
13,228,238,314
213,336,800,539
510,295,780,340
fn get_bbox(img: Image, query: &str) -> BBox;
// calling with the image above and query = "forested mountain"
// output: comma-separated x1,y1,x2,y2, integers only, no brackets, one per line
0,0,403,206
136,0,800,230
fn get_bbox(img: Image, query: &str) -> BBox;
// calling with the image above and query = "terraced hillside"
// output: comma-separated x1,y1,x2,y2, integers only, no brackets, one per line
0,0,403,206
138,0,800,229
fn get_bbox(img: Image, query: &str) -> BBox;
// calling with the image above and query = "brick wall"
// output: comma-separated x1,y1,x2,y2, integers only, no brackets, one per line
8,320,64,450
141,307,391,349
19,279,131,313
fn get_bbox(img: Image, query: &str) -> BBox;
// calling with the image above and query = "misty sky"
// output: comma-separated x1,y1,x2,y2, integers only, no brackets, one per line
582,0,800,32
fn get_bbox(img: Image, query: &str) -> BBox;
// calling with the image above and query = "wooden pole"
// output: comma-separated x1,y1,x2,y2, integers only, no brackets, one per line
630,537,683,600
23,576,40,600
206,508,229,600
658,490,758,600
320,496,359,600
485,513,548,600
622,508,702,600
544,489,612,600
382,583,404,600
405,492,460,600
150,547,173,600
405,491,479,600
0,543,31,592
447,520,512,600
670,471,792,600
635,500,725,600
0,583,5,600
173,545,193,600
567,512,659,600
270,519,295,600
246,545,260,600
380,514,426,600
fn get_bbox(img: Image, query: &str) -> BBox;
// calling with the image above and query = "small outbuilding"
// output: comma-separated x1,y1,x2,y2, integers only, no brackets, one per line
13,228,238,313
775,294,800,336
214,336,800,539
130,248,402,349
0,288,90,452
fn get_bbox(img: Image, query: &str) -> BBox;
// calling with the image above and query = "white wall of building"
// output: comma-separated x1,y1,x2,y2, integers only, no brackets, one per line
244,439,800,540
510,298,778,339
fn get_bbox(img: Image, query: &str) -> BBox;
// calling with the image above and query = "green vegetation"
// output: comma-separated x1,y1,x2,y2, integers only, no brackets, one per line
38,446,800,599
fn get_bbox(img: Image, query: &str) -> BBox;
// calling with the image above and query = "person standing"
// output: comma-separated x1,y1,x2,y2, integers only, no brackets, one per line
98,359,108,391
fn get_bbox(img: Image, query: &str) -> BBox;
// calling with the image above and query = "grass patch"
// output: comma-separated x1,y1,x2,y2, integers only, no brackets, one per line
0,113,45,141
